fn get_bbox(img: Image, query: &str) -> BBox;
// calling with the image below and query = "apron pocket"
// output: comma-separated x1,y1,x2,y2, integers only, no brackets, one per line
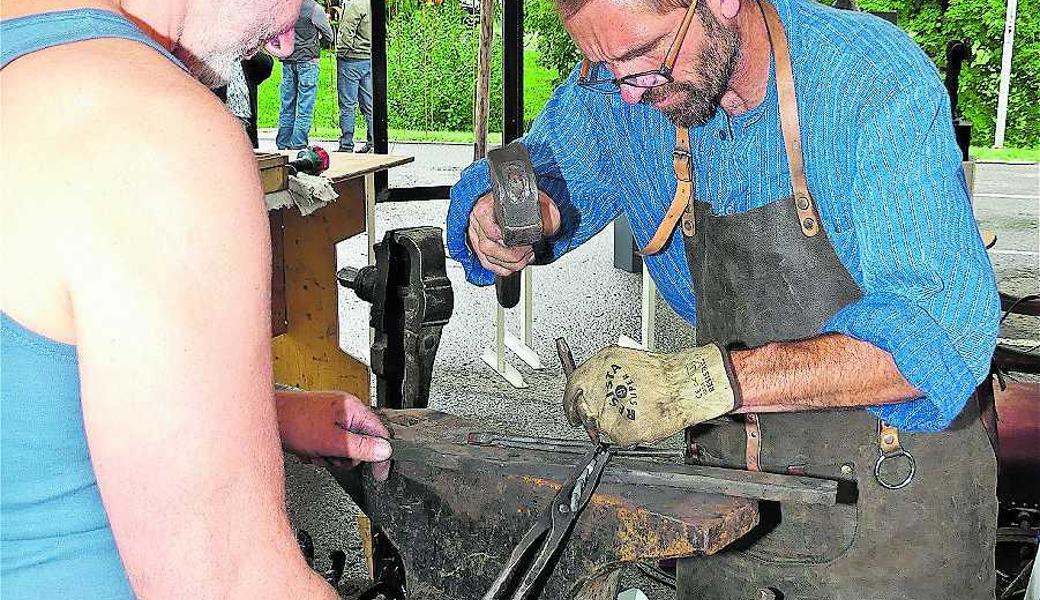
741,499,859,564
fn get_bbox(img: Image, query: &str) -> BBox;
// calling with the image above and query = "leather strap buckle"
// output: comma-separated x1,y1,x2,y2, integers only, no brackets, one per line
672,148,693,183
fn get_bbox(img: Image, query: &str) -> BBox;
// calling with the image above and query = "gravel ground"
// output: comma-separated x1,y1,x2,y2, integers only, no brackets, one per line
263,133,1038,599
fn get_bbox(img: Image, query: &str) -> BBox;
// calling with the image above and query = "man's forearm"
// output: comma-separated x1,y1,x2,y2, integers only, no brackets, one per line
730,333,921,413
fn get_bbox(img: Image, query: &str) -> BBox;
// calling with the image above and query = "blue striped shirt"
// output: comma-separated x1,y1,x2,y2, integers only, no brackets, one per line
447,0,999,432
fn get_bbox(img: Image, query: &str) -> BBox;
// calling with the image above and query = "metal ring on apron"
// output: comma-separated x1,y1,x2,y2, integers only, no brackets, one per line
874,448,916,490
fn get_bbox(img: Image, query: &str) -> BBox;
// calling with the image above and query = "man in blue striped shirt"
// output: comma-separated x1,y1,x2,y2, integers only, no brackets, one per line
448,0,999,595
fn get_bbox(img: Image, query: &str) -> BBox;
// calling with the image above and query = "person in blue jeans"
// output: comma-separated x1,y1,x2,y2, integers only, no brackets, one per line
276,0,333,150
335,0,373,153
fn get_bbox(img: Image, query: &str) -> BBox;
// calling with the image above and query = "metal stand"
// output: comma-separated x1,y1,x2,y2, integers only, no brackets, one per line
618,268,657,351
482,268,542,388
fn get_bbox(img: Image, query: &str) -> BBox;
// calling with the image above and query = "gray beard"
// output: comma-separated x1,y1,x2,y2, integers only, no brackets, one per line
177,48,240,87
642,4,740,128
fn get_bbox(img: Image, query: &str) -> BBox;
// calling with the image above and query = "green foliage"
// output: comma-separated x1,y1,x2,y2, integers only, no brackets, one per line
855,0,1039,147
387,1,505,132
520,0,1040,147
525,0,583,85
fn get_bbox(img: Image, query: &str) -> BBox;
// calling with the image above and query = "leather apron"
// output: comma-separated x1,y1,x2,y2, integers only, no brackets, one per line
653,3,999,598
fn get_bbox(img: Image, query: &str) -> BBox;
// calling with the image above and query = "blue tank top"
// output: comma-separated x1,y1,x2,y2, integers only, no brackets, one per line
1,10,185,599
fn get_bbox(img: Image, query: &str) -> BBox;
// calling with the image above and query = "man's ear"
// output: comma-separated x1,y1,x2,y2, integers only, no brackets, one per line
719,0,741,20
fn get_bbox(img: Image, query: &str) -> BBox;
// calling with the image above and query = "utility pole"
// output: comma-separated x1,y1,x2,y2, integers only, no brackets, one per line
994,0,1018,148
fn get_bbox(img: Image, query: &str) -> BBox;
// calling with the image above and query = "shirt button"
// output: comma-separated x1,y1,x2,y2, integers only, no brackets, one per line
718,130,728,140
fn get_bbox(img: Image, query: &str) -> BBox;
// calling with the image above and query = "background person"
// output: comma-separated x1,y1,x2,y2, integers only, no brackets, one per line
276,0,334,150
335,0,374,153
1,0,387,597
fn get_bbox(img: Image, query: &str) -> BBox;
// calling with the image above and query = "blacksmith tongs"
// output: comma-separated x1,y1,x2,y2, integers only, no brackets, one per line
482,338,614,600
482,442,614,600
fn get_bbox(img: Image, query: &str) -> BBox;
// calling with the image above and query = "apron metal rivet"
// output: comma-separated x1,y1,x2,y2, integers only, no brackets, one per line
802,217,815,230
796,195,810,210
841,463,854,475
882,434,895,445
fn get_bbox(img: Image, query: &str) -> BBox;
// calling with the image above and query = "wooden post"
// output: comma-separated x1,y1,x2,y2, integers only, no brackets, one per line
473,0,494,161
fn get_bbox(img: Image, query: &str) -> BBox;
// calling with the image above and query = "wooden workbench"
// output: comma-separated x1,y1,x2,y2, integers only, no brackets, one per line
266,152,413,398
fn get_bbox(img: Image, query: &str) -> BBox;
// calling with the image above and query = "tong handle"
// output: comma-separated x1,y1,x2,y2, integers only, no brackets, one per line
555,338,577,378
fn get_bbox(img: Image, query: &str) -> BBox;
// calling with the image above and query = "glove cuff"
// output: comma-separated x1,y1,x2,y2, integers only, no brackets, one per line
711,342,744,411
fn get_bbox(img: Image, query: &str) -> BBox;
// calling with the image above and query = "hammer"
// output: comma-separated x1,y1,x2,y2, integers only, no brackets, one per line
486,142,542,309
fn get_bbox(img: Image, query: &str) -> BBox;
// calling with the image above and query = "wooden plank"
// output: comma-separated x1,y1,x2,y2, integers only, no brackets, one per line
273,150,413,182
256,152,288,194
271,177,369,398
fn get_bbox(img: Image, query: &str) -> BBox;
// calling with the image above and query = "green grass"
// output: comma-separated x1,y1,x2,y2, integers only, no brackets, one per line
257,49,557,143
970,146,1040,162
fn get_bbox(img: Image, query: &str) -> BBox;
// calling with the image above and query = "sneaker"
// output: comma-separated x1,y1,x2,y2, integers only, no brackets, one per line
354,142,373,154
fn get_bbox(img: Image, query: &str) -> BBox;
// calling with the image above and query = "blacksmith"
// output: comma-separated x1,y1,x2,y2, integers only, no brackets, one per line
447,0,1000,596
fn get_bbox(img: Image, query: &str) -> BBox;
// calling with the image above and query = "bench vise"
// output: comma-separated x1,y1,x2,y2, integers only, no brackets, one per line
337,227,454,409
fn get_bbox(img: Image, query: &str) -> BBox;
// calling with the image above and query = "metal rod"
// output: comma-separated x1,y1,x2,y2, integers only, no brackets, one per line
502,0,524,144
555,338,576,377
467,431,682,459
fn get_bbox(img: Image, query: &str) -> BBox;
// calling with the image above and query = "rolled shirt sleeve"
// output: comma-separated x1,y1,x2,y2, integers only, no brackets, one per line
447,67,624,286
824,59,1000,432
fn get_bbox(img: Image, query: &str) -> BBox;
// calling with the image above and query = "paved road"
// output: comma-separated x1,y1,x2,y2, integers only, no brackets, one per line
266,132,1038,598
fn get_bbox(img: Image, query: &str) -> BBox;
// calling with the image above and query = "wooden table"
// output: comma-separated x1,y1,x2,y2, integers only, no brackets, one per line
265,152,413,398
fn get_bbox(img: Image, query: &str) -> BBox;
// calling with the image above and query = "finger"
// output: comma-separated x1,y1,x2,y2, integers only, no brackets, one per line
484,249,534,270
475,235,532,266
469,226,516,277
471,201,504,242
337,400,391,439
563,389,584,427
539,192,562,236
341,432,393,463
372,459,391,482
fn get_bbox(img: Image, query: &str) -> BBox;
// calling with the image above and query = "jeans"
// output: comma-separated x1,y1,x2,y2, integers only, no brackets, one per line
336,57,373,150
276,59,319,150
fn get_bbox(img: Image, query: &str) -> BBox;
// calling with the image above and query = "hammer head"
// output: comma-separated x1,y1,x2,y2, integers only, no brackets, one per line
487,142,543,247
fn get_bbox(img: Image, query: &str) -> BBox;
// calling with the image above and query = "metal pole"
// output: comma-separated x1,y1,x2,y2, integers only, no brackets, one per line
994,0,1017,148
370,0,390,197
502,0,524,144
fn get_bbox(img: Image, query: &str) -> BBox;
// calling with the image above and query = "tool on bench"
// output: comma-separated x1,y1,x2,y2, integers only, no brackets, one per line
287,145,330,176
486,142,543,309
482,338,615,600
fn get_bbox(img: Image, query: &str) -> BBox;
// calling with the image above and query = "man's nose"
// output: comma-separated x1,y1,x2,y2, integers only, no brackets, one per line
619,83,648,105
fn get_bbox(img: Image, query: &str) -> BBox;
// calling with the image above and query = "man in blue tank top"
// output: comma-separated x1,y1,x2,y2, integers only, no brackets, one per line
1,0,390,598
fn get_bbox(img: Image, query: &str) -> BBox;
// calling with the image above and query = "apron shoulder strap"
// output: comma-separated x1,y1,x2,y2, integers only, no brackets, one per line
638,127,693,255
638,0,822,256
760,0,821,237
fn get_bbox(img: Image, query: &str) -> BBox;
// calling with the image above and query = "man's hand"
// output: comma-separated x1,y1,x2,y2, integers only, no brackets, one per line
468,190,561,276
563,345,741,447
275,390,392,480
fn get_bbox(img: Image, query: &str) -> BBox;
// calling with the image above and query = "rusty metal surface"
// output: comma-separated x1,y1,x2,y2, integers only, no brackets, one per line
334,410,762,599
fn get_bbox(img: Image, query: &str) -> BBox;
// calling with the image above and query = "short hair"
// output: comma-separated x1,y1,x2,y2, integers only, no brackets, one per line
556,0,692,20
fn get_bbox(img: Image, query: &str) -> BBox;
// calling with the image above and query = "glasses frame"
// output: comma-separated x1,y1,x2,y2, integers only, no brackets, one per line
577,0,700,94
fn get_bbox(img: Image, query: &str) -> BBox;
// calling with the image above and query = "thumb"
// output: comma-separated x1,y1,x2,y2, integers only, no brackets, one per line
342,432,393,463
539,192,561,237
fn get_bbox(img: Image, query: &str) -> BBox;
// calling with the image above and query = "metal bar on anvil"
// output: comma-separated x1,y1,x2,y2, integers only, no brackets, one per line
398,437,838,506
466,431,684,459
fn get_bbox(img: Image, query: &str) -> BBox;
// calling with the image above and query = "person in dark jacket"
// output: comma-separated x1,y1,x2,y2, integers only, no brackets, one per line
276,0,334,149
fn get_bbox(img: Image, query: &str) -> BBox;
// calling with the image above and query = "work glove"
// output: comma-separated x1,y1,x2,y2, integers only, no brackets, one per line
563,344,741,448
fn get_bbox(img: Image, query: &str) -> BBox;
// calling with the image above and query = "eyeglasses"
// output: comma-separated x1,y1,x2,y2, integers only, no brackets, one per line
577,0,699,95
